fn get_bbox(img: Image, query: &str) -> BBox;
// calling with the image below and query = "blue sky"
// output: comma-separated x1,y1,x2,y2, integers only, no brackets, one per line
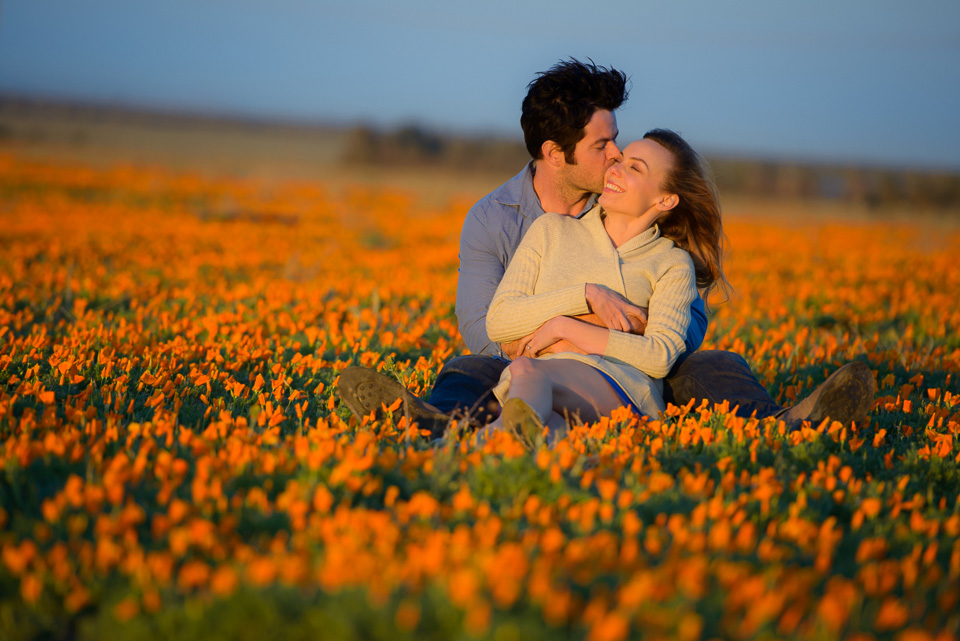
1,0,959,169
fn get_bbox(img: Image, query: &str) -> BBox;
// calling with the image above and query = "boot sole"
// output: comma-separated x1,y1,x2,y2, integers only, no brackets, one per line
808,361,877,425
337,367,449,438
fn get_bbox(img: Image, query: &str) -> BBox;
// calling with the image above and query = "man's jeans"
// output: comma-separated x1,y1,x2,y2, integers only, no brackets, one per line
426,350,782,421
426,355,510,424
663,350,782,419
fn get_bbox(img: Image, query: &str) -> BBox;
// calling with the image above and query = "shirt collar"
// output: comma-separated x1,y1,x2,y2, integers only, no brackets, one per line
496,160,599,220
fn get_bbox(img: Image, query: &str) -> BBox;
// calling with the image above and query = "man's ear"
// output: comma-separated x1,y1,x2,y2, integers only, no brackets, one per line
656,193,679,212
541,140,565,168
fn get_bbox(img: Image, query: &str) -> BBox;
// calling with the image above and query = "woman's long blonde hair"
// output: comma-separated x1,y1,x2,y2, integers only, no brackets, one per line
644,128,731,306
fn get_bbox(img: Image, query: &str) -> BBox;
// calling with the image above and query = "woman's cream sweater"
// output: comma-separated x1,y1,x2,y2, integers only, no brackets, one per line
485,205,698,416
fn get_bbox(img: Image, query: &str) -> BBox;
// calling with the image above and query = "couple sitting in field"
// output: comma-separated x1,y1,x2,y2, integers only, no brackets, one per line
337,59,875,445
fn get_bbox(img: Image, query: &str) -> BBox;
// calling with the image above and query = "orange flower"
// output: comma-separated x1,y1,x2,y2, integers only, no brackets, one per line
20,573,42,604
113,596,140,621
177,560,210,590
588,611,629,641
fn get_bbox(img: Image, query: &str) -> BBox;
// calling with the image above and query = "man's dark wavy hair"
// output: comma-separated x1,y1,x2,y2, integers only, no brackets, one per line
521,58,629,162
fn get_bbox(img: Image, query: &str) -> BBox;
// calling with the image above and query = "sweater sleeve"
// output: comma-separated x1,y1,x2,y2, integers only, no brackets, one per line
486,220,590,342
603,252,697,378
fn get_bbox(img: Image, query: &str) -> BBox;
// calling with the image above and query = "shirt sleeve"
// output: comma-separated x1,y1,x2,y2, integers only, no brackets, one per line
455,205,507,355
486,220,590,342
603,253,698,379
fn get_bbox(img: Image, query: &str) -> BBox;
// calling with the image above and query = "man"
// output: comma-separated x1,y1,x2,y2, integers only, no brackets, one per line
337,59,875,437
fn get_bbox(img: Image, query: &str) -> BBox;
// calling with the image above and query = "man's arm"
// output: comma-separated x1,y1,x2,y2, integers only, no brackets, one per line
455,208,506,356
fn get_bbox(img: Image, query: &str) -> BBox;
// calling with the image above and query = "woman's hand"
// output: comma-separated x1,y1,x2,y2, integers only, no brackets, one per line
585,284,648,334
576,311,647,335
516,316,569,356
501,304,649,358
503,332,587,358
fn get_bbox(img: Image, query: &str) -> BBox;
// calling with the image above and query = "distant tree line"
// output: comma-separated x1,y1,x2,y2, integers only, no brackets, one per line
341,124,530,174
342,124,960,211
709,158,960,211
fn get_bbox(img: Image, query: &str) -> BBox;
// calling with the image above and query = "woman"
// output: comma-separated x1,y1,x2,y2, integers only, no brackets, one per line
485,128,728,444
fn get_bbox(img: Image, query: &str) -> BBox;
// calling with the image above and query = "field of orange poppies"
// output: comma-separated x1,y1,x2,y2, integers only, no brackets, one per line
1,150,959,640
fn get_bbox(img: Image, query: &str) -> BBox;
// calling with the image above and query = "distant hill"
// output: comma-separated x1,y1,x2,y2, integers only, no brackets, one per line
3,95,958,211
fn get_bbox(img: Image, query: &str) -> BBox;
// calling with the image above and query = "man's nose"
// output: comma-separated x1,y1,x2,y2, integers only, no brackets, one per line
607,142,622,161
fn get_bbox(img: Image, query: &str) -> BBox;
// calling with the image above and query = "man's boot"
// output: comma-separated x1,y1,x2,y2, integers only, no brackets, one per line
776,361,876,429
336,367,450,439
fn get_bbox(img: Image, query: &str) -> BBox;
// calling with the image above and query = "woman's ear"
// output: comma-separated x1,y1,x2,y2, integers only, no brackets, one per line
656,193,679,211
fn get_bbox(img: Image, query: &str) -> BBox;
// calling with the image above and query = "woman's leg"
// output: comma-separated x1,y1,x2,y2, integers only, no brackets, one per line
480,357,625,447
504,356,625,423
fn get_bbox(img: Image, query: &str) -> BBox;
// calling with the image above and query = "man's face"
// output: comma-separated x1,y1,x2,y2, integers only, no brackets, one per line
560,109,621,195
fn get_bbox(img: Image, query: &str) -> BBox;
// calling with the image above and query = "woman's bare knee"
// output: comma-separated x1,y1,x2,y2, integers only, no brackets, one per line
507,356,538,377
506,358,623,424
534,360,623,421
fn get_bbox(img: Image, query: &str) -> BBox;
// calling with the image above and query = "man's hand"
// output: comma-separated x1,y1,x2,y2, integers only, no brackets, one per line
536,338,588,355
499,338,525,360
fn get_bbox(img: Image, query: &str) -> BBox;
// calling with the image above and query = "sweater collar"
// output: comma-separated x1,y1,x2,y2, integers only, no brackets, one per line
584,205,666,252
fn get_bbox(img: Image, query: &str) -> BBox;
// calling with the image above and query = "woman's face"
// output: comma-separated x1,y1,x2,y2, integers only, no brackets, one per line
598,139,675,217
